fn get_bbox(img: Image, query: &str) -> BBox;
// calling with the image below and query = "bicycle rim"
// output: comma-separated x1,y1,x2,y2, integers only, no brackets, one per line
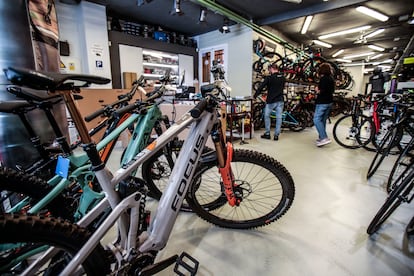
367,172,414,235
186,149,295,229
333,115,373,149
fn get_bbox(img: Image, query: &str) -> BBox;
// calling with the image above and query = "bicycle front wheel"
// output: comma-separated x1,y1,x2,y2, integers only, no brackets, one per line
387,142,414,193
367,168,414,235
186,149,295,229
333,114,374,149
0,214,109,275
367,124,400,179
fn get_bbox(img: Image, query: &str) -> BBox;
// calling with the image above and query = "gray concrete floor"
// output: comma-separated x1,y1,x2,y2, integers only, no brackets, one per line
108,120,414,276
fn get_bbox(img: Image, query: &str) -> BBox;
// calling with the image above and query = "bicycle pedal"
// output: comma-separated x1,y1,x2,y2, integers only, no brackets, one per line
174,252,199,276
139,254,178,276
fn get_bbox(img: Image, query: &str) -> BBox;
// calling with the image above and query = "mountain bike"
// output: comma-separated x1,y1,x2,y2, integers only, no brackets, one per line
0,65,295,274
0,74,186,219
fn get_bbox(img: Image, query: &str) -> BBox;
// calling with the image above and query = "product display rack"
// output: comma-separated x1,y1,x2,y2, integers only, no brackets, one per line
142,49,179,80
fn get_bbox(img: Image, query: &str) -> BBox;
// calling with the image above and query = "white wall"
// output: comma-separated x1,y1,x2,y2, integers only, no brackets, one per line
342,65,365,96
195,24,253,97
56,1,112,88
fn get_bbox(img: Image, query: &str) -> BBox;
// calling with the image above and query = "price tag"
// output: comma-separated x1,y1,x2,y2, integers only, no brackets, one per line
55,156,70,178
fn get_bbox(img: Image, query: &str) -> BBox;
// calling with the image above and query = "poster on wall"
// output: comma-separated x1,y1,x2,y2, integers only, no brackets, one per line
28,0,60,72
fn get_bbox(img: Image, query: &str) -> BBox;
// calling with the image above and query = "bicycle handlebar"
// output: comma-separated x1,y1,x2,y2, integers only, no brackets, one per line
84,76,146,122
190,97,209,118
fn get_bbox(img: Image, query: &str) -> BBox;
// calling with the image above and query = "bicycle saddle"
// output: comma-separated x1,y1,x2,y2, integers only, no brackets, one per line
0,100,33,113
3,67,110,91
7,85,61,102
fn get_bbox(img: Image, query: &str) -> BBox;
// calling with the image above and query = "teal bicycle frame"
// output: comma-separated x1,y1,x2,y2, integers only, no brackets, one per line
6,102,166,221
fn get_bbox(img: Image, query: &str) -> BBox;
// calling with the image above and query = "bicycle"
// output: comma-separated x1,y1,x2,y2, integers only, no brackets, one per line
333,94,375,149
366,157,414,235
253,94,308,132
0,65,295,274
366,94,412,179
0,74,185,220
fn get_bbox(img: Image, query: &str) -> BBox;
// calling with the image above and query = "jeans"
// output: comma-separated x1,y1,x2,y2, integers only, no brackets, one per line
264,101,284,136
313,103,332,140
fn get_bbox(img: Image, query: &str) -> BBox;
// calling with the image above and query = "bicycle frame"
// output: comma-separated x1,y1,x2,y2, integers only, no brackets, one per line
26,91,221,275
6,101,166,221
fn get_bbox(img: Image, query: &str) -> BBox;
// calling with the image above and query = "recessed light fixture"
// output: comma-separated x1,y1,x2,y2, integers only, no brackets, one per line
365,28,385,38
301,15,313,34
370,54,383,60
332,49,344,57
343,52,374,59
319,25,371,39
356,6,389,22
313,40,332,48
368,45,385,52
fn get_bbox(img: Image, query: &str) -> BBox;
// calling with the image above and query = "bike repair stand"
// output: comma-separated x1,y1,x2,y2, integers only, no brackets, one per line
240,114,248,145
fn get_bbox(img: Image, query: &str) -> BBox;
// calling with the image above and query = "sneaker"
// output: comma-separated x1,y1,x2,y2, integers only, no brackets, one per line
316,138,331,147
274,135,279,141
261,133,271,139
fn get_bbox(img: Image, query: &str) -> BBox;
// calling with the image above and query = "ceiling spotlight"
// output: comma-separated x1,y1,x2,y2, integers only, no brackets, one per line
356,6,389,22
313,40,332,48
199,8,207,22
219,18,230,33
172,0,183,15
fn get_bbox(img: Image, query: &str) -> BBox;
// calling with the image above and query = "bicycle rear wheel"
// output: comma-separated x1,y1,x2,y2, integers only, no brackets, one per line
186,149,295,229
366,168,414,235
0,213,109,275
333,114,374,149
0,167,74,219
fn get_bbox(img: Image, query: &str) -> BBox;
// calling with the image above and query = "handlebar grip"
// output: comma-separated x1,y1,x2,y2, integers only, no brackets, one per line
84,108,105,122
190,98,208,118
114,102,143,117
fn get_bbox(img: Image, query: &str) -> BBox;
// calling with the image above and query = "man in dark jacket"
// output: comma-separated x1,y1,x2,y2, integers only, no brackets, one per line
254,63,286,140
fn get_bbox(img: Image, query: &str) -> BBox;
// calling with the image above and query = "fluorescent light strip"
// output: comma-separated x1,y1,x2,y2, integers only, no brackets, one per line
370,54,383,60
368,45,385,51
336,58,352,63
319,25,371,39
356,6,389,22
343,52,374,59
365,28,384,38
301,15,313,34
332,49,344,57
313,40,332,48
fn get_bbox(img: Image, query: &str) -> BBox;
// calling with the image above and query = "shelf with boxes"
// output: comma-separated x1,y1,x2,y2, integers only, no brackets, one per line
142,49,179,79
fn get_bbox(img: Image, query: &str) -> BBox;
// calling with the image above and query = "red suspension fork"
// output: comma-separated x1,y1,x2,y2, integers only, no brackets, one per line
217,142,240,206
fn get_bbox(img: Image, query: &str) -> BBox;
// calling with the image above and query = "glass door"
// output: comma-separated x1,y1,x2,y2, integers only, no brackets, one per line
199,44,227,86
